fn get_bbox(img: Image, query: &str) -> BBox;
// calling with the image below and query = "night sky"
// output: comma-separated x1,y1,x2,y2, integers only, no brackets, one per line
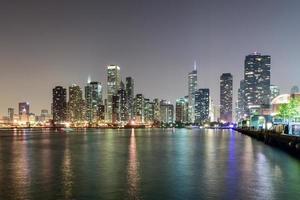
1,0,300,115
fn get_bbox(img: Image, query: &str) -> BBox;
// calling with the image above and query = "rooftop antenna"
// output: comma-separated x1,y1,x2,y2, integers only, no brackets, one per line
87,75,91,84
194,60,197,71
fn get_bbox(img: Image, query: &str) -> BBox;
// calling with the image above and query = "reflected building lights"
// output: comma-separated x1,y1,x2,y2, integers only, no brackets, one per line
127,129,141,199
62,139,73,199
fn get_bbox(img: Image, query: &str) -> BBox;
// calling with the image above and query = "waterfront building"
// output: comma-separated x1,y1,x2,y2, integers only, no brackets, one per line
194,88,210,124
40,109,50,122
144,98,154,124
188,61,197,123
236,80,246,121
220,73,233,123
29,113,36,124
85,81,103,123
19,102,30,123
19,102,30,115
118,84,127,123
112,95,120,124
134,94,144,123
52,86,67,124
8,108,14,122
175,97,188,123
153,98,161,123
126,77,134,120
106,65,121,123
244,53,271,116
68,84,84,123
160,100,174,123
270,85,280,101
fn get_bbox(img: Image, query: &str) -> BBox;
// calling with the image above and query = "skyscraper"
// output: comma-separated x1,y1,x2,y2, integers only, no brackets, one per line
160,100,174,123
144,99,154,124
68,84,84,123
19,102,30,115
112,95,120,124
8,108,14,122
153,98,161,123
175,98,188,123
244,53,271,115
85,81,103,123
117,84,127,123
220,73,233,122
270,85,280,100
134,94,144,123
188,62,197,123
52,86,67,124
126,77,134,120
236,80,246,121
194,88,210,124
106,65,121,123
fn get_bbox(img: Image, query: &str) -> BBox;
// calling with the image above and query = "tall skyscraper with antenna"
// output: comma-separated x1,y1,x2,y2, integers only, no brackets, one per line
188,61,198,123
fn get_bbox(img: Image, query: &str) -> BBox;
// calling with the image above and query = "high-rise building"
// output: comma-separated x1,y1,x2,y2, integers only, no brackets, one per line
118,85,127,123
175,98,188,123
144,98,155,123
8,108,14,122
195,88,210,124
112,95,120,124
244,53,271,116
19,102,30,115
126,77,134,120
134,94,144,123
188,62,197,123
68,84,84,123
40,109,50,122
160,100,174,123
291,85,299,94
106,65,121,123
19,102,30,123
236,80,246,121
270,85,280,100
85,81,103,123
220,73,233,122
153,98,161,122
52,86,67,124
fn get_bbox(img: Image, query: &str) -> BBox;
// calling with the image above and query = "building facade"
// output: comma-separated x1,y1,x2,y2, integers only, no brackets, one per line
244,53,271,116
68,84,84,123
52,86,67,124
160,100,174,123
126,77,134,120
270,85,280,101
188,62,197,123
106,65,121,123
175,98,188,123
194,88,210,124
85,81,103,123
220,73,233,122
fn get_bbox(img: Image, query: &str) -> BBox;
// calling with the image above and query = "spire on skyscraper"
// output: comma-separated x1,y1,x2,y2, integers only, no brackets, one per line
194,60,197,71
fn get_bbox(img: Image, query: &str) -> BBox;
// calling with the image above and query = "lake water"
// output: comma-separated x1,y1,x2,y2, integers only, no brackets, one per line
0,128,300,200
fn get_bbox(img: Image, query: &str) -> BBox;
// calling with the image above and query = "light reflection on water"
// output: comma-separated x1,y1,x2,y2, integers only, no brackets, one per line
0,129,300,200
127,129,141,199
62,138,73,200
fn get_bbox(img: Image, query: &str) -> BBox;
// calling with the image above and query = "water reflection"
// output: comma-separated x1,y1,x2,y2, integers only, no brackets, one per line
62,138,74,200
12,136,31,199
127,129,141,199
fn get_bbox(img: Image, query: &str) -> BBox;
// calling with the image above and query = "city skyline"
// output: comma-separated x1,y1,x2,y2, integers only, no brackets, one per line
1,0,300,115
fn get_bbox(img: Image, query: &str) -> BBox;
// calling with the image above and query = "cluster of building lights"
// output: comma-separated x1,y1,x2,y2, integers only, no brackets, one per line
1,53,299,131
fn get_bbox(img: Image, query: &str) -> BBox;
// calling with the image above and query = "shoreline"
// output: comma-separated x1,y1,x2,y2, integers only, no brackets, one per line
234,128,300,159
